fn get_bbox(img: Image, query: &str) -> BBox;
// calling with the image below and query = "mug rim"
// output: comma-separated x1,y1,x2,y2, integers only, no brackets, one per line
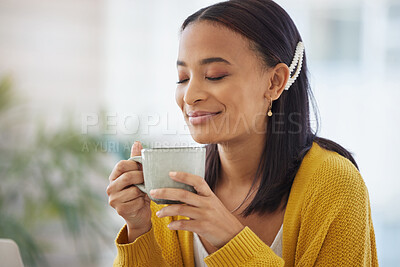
141,146,205,152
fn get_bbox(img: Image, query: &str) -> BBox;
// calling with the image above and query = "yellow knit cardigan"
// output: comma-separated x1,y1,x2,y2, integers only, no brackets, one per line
113,142,379,266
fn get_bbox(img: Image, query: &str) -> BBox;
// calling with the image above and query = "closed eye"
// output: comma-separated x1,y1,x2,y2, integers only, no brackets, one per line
176,75,228,84
207,75,228,81
176,79,189,84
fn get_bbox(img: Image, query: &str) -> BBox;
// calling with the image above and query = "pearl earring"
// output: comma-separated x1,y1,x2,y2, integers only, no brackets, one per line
267,99,273,117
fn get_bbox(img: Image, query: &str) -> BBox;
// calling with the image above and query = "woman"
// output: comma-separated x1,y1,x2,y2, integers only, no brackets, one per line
107,0,378,266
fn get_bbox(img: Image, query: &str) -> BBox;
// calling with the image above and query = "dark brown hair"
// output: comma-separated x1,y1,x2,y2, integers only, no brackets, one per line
181,0,358,216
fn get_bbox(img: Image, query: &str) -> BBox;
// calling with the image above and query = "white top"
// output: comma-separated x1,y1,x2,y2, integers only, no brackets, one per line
193,224,283,267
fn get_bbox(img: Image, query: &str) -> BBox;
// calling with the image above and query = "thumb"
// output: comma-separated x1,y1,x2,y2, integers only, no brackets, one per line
130,141,143,157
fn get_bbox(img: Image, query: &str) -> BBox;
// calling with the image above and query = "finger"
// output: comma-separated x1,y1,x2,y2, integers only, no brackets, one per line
169,172,212,197
115,171,144,192
167,219,202,232
120,186,145,203
156,204,201,219
109,186,144,207
108,141,143,182
108,160,140,182
131,141,142,157
150,188,204,207
107,171,144,195
115,197,148,217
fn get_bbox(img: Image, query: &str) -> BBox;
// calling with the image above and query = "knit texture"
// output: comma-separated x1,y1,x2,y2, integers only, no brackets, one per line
113,141,379,266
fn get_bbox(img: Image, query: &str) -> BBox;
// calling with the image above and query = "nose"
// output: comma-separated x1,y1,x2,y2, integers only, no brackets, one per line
183,78,207,105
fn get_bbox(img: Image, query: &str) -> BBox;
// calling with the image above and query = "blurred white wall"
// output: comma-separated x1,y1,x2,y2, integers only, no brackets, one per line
0,0,399,265
0,1,108,266
0,0,105,126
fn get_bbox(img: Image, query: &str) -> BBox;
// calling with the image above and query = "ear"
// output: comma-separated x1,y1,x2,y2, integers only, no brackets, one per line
264,63,290,100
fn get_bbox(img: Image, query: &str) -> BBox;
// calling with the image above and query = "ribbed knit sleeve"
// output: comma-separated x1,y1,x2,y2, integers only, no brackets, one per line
113,225,167,267
113,201,186,267
204,226,284,266
295,155,379,266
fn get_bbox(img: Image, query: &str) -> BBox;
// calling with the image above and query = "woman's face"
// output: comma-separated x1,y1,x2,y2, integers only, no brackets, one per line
175,21,272,144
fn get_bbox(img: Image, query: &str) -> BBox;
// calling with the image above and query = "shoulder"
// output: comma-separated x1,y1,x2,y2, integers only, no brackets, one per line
303,142,368,206
285,142,371,236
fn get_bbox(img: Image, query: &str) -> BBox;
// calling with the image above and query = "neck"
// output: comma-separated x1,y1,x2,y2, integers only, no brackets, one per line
217,134,266,189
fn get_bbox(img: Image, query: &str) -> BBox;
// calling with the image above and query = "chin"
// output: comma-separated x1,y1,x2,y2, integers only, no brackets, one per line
190,133,215,144
185,116,229,144
189,130,220,144
190,130,233,145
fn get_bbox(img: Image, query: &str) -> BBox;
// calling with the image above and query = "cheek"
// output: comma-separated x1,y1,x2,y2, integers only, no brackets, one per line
175,88,184,110
225,86,265,123
225,85,255,113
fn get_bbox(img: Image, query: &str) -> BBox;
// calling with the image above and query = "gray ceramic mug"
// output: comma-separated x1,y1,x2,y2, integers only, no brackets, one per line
128,146,206,204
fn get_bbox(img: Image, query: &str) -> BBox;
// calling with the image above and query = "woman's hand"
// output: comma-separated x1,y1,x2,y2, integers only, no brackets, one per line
106,141,152,242
150,171,245,249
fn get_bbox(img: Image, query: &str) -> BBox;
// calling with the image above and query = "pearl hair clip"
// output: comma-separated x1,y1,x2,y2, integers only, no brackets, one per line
284,41,305,90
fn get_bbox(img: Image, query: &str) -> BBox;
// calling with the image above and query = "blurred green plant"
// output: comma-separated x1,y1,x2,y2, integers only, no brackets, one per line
0,76,114,266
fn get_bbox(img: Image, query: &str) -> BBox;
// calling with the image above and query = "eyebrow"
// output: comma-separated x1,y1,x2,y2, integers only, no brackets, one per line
176,57,232,67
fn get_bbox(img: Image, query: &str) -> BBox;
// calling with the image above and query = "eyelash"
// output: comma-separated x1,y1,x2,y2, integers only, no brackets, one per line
176,75,228,84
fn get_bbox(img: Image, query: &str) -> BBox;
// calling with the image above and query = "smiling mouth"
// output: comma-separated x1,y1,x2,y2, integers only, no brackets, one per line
187,111,222,125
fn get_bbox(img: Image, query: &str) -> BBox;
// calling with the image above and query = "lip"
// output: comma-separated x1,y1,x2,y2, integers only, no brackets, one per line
186,110,222,125
187,110,221,117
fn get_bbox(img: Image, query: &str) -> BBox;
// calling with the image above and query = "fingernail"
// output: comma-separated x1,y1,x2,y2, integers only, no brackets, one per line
134,141,140,149
156,211,160,217
150,189,157,195
131,142,138,153
169,171,177,177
